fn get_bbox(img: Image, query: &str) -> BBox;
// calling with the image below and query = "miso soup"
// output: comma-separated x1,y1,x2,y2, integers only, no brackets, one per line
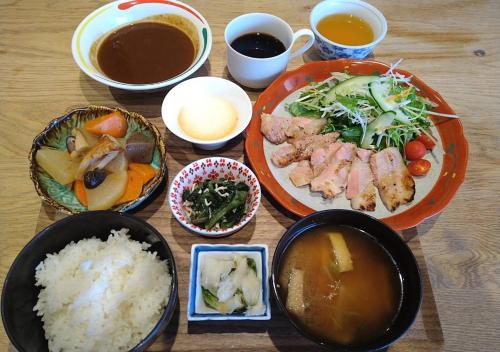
277,225,402,346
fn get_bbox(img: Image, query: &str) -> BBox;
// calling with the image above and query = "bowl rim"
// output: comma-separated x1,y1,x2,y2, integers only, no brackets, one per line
168,157,261,237
161,76,253,146
1,210,178,352
28,105,167,215
309,0,388,50
271,209,423,351
70,0,213,91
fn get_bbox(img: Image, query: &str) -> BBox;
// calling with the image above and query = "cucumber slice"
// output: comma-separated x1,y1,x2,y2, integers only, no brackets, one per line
361,111,396,149
369,80,411,124
323,75,379,104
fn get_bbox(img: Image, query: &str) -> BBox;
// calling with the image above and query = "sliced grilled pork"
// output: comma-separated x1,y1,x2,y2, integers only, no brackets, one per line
261,114,292,144
370,147,415,212
310,143,356,198
310,142,342,176
346,149,376,211
271,132,339,168
270,144,298,167
289,160,314,187
261,114,327,144
290,132,339,159
285,118,326,139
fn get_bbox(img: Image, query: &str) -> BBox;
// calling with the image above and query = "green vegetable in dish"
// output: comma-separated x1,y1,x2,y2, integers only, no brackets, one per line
201,286,220,311
201,286,247,314
182,179,249,229
247,257,257,274
285,61,457,153
200,254,263,315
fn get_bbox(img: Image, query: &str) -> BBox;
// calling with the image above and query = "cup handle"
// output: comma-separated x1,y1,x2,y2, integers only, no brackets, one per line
289,28,315,60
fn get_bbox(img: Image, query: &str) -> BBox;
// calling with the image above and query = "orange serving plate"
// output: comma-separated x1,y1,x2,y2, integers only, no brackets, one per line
245,59,468,230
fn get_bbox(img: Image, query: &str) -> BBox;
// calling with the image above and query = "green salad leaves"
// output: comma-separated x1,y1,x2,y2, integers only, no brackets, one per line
285,65,447,152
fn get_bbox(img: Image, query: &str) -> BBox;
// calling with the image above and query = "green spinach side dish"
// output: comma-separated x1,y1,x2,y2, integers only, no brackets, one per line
182,179,249,229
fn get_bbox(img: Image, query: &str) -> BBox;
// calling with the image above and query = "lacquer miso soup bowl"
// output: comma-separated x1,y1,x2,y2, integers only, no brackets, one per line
271,210,422,351
71,0,212,91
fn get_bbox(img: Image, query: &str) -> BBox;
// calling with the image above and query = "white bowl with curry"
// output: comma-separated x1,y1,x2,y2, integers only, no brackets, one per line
71,0,212,91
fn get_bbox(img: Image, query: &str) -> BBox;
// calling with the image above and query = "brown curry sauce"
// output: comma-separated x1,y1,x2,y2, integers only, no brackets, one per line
96,21,195,84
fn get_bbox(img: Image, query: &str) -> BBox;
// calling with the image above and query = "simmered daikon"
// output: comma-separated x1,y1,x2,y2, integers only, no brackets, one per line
85,170,127,210
36,148,80,185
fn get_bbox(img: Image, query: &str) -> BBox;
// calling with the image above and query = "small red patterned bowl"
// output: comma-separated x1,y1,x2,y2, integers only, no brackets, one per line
168,157,261,237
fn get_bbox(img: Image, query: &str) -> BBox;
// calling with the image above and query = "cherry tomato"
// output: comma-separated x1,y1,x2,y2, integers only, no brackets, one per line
408,159,431,176
405,140,427,160
416,134,436,150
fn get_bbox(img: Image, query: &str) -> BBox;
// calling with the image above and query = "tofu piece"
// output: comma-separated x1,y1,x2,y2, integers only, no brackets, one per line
286,268,305,316
328,232,353,273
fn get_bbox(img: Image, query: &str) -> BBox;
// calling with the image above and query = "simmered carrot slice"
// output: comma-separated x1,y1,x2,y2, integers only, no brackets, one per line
84,111,128,138
128,163,157,183
73,179,88,207
115,170,144,205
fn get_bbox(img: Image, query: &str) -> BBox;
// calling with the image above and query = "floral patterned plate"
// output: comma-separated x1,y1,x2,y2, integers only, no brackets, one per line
245,59,468,230
29,106,167,214
168,157,261,237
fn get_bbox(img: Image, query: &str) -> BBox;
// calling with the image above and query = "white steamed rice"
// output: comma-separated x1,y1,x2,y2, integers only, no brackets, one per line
33,228,172,352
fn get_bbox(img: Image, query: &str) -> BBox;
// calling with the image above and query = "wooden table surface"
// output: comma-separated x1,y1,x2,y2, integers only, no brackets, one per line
0,1,498,351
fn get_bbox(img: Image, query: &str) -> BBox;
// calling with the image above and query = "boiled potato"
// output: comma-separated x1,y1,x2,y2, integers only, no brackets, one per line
328,232,353,273
36,148,79,185
104,151,128,173
85,170,127,210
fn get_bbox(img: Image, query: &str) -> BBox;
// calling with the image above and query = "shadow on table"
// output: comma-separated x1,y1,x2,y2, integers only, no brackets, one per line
165,127,245,166
154,294,181,351
302,46,376,63
259,189,297,230
410,239,445,346
128,171,169,221
240,152,297,230
168,214,257,254
221,66,267,97
186,295,324,351
401,213,441,242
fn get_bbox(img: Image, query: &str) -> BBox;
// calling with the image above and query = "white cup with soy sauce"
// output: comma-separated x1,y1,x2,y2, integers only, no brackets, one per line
224,13,315,89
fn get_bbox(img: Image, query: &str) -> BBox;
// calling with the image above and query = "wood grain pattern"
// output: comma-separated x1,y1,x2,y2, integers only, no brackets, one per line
1,0,499,351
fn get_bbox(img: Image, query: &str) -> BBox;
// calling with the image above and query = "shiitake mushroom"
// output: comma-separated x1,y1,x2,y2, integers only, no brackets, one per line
84,168,107,189
66,135,76,153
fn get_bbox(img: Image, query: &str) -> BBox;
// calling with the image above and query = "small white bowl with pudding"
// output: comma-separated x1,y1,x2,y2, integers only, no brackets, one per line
161,77,252,150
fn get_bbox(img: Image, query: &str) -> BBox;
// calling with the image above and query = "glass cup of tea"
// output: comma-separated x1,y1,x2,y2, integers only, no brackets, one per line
224,13,314,89
310,0,387,60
